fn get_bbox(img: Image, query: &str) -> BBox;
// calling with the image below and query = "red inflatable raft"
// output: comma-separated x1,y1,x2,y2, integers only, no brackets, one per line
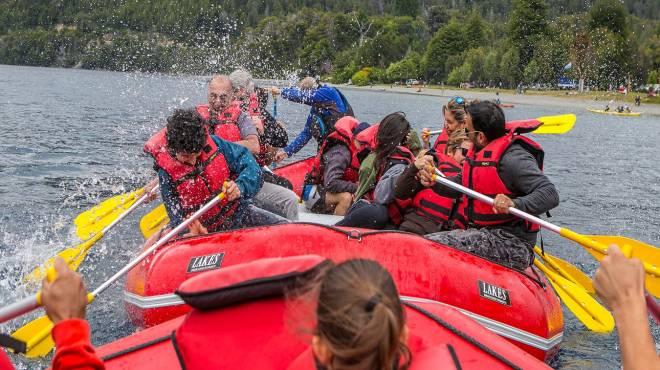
123,223,562,362
103,255,552,370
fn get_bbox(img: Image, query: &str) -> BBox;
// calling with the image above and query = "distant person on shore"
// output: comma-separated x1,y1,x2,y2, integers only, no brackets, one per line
635,95,641,106
271,77,354,162
423,101,559,270
495,91,501,105
594,244,660,370
143,109,286,239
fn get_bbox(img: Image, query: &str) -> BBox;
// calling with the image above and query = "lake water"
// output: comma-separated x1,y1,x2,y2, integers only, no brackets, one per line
0,65,658,369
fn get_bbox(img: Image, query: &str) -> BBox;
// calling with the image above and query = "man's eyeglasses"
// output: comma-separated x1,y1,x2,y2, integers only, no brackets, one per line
465,130,482,137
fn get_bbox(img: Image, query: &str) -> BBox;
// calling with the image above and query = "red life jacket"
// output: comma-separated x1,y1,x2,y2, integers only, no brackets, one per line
232,95,269,165
144,129,237,231
308,117,361,186
411,152,467,230
196,104,242,142
431,129,449,153
355,123,379,150
373,146,415,225
460,120,544,231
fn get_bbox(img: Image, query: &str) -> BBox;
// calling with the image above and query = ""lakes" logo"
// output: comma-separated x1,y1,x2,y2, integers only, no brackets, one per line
478,280,511,306
187,252,225,273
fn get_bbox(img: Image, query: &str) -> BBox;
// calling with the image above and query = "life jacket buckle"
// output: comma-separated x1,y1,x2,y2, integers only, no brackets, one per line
347,229,362,242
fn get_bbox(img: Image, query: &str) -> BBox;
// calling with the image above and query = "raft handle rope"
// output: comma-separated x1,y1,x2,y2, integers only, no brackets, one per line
403,301,523,370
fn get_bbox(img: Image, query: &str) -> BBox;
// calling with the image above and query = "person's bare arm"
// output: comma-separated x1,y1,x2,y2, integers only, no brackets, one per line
235,134,260,154
594,245,660,370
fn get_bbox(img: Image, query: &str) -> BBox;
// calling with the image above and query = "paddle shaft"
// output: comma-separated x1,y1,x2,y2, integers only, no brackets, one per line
0,186,159,324
92,192,224,296
95,184,158,236
433,171,660,321
0,192,223,324
0,296,40,324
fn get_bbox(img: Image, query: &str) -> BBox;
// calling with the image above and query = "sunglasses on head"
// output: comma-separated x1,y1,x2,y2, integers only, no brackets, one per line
449,96,466,106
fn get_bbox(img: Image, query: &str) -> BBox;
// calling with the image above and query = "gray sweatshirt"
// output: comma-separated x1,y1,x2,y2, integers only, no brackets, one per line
322,144,358,194
431,142,559,244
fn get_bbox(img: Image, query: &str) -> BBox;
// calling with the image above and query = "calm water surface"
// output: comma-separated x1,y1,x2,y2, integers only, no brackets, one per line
0,65,658,369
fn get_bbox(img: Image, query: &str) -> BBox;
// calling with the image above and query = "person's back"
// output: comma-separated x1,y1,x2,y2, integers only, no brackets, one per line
310,259,410,370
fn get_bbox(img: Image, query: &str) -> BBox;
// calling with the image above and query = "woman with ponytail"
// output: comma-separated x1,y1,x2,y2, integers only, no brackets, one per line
312,259,410,370
336,112,415,229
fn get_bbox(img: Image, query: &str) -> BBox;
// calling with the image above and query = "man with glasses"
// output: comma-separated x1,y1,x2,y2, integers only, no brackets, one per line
196,75,260,154
196,74,298,221
418,101,559,271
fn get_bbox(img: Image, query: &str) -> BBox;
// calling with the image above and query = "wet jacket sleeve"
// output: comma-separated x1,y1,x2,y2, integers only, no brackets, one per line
51,319,105,370
322,145,357,194
283,117,313,156
158,168,185,228
282,86,343,108
261,110,288,148
281,85,346,157
236,112,258,139
499,144,559,215
212,136,263,199
394,164,424,200
374,163,407,205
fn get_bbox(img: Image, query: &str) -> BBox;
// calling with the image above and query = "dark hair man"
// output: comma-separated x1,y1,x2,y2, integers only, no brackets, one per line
419,101,559,270
144,109,286,235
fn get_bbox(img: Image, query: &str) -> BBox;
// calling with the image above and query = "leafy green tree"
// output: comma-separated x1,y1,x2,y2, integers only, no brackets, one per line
509,0,548,71
426,6,450,34
465,12,486,49
523,59,541,83
589,0,628,37
394,0,420,17
447,62,473,85
648,70,658,84
351,68,371,85
499,46,521,87
423,18,466,80
386,52,421,81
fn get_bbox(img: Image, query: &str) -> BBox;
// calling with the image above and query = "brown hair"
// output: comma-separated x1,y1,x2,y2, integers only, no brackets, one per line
444,128,469,155
442,97,468,126
315,259,410,370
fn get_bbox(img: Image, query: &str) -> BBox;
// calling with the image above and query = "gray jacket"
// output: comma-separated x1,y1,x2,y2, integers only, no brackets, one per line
322,144,358,194
432,142,559,244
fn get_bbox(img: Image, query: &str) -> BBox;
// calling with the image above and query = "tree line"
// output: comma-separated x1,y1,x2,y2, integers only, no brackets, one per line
0,0,658,88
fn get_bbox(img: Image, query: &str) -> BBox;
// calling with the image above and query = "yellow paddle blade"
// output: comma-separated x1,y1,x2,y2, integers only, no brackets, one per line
11,315,54,358
74,188,145,240
534,246,595,294
23,233,103,285
139,204,169,239
534,259,614,333
583,235,660,298
533,114,576,134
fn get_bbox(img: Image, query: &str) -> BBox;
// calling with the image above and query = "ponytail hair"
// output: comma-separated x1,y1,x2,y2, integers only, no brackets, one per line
315,259,410,370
